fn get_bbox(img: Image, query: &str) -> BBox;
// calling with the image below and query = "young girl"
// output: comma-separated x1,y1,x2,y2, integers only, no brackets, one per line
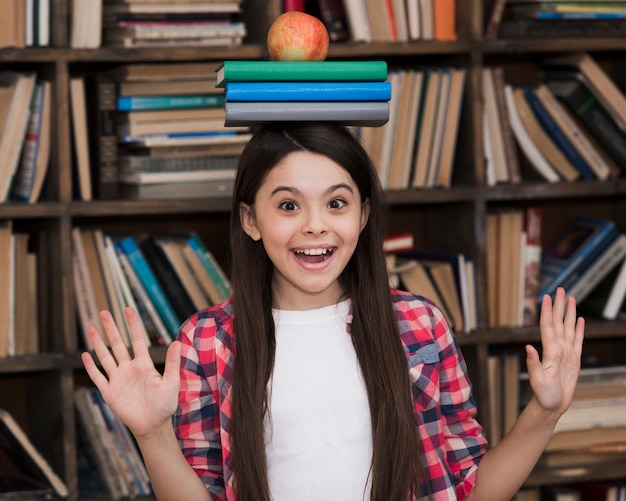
82,122,585,501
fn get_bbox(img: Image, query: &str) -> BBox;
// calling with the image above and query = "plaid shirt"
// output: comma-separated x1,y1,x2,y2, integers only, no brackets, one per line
175,289,487,500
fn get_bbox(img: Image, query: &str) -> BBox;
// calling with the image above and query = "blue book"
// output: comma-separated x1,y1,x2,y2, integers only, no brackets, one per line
117,236,180,339
538,12,626,19
224,81,392,102
522,87,595,180
539,217,620,300
117,94,226,111
186,232,231,300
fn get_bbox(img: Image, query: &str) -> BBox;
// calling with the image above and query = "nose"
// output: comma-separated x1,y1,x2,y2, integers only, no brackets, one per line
303,208,328,235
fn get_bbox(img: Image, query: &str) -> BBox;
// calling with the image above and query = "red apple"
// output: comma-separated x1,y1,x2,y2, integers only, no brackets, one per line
267,11,330,62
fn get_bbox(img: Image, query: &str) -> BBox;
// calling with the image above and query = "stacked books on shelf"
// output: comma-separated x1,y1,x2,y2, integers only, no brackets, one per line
484,54,626,186
362,66,467,190
486,207,543,328
72,227,231,350
0,0,50,48
0,71,52,204
520,365,626,469
74,386,151,499
495,0,626,39
285,0,457,43
0,222,40,358
84,63,252,200
386,246,477,334
217,60,391,127
101,0,246,48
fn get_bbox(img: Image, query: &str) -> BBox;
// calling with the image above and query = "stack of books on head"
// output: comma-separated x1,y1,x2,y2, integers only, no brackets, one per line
216,60,391,127
91,63,252,200
101,0,246,48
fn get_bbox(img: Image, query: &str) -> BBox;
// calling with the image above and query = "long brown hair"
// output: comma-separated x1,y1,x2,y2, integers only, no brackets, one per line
229,122,423,500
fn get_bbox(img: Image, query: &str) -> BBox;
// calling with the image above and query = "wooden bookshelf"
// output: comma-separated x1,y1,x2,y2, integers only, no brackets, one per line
0,0,625,499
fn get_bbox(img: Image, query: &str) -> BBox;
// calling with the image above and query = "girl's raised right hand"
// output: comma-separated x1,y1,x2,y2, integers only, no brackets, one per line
81,307,181,438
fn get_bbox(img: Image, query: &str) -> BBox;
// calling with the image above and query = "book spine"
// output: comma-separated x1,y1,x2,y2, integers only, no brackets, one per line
540,225,619,299
485,0,506,40
11,81,44,202
315,0,350,42
523,87,596,180
567,234,626,302
117,236,180,340
92,78,119,199
224,81,392,102
558,80,626,169
187,233,231,300
117,94,225,111
523,207,543,326
216,60,388,86
492,67,521,184
115,246,171,345
138,236,196,323
283,0,305,11
120,154,238,173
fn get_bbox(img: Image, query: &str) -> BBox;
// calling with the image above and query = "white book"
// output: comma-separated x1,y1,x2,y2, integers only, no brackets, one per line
343,0,373,41
406,0,422,40
504,85,560,183
419,0,434,40
604,257,626,319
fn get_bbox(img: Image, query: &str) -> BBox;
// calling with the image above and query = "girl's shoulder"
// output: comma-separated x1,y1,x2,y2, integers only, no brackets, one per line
177,295,235,347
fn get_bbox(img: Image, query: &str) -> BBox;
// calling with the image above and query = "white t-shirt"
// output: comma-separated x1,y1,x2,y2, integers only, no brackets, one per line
265,300,373,501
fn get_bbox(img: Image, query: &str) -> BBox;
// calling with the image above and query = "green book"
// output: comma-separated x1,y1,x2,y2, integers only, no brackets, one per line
215,60,388,87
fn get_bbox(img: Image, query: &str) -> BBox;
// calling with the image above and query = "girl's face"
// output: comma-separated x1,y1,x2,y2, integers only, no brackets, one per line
240,151,370,311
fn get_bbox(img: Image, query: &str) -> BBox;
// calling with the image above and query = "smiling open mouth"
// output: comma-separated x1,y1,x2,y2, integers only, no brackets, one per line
293,248,335,263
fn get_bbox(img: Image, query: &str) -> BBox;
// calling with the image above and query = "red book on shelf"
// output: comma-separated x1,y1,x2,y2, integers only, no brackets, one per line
283,0,305,11
383,231,414,254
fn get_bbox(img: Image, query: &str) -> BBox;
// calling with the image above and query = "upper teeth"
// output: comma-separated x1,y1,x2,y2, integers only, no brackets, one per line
295,248,330,255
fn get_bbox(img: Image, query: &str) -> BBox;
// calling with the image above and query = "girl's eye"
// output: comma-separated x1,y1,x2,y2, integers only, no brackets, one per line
279,200,299,211
328,198,347,209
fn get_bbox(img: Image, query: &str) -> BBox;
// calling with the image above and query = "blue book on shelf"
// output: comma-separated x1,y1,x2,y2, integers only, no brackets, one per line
117,94,226,111
186,232,232,300
539,217,620,300
116,236,180,339
522,87,595,180
224,81,392,102
538,12,626,19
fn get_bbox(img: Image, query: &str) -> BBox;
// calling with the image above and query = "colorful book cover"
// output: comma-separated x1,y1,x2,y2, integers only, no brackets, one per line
117,236,180,339
224,101,389,127
224,81,392,102
215,60,388,87
117,93,226,111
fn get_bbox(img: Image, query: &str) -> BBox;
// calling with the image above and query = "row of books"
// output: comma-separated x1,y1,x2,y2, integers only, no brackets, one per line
386,240,477,335
486,207,543,329
487,0,626,39
283,0,457,43
484,53,626,186
0,72,51,204
70,0,245,49
218,59,390,127
0,0,50,48
75,386,151,499
0,222,39,358
488,353,626,472
487,209,626,329
72,227,231,351
69,62,252,201
361,66,466,190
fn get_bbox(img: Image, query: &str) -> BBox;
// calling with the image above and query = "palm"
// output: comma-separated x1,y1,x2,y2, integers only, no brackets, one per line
81,308,182,438
526,288,585,415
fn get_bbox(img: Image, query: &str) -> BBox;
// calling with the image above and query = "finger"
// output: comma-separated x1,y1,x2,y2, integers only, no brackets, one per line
574,316,585,357
563,294,578,340
163,340,182,388
81,352,110,394
87,323,118,376
552,288,566,333
124,307,150,359
539,293,554,339
525,344,543,383
99,310,131,364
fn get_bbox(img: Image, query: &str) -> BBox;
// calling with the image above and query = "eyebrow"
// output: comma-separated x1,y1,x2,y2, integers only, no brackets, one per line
269,183,355,197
